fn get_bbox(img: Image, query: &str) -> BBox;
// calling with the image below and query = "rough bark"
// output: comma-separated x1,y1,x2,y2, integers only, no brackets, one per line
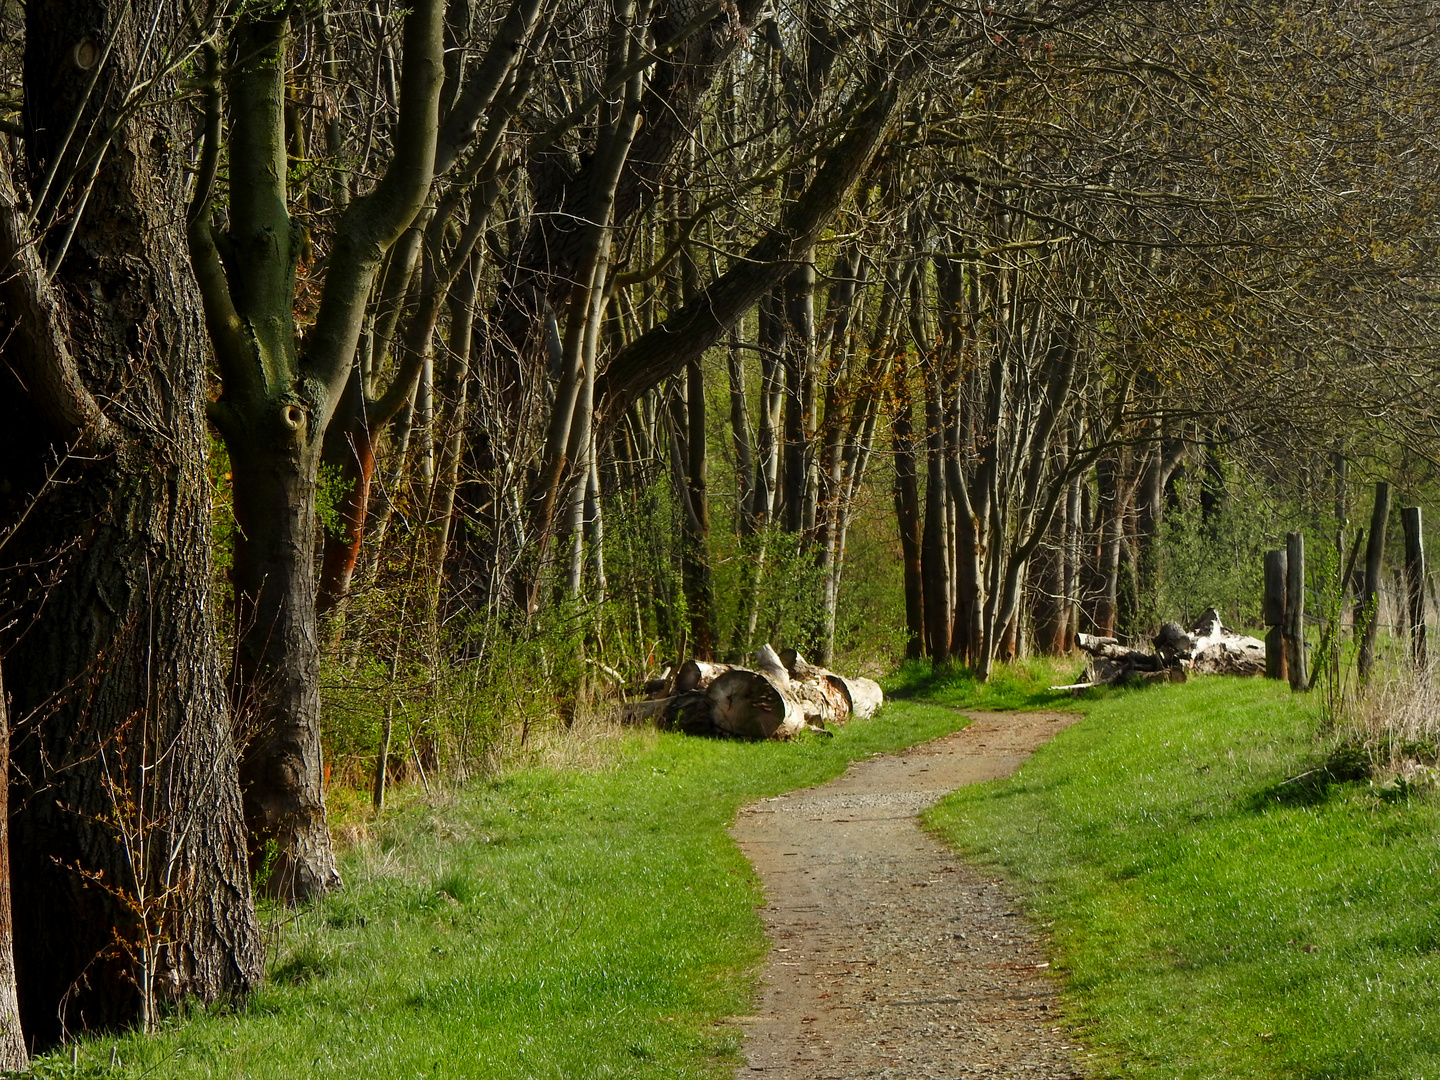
0,669,25,1071
0,0,262,1039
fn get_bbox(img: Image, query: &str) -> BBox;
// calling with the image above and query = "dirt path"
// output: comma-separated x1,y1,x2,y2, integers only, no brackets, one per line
730,710,1087,1079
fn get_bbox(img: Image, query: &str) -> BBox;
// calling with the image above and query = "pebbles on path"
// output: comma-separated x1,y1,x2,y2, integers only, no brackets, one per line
730,711,1087,1079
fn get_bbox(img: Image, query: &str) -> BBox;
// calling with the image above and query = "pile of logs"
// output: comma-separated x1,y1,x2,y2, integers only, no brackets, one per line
1071,608,1266,687
620,645,884,740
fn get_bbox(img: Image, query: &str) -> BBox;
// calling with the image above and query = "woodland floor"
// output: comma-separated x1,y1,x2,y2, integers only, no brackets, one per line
730,710,1088,1079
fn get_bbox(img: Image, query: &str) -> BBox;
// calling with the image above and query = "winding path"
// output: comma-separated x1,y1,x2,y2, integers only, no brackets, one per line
730,710,1087,1079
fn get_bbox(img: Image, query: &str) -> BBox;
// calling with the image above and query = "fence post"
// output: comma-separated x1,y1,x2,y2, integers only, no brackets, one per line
1286,531,1308,691
1264,549,1287,681
1403,505,1427,669
1359,481,1391,681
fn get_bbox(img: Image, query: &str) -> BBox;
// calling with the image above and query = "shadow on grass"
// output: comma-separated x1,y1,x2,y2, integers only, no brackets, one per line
1245,742,1372,810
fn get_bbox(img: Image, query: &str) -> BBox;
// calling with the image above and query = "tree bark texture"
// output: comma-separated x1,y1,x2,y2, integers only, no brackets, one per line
191,0,446,898
0,669,25,1071
1358,481,1390,681
0,0,262,1042
228,437,342,900
1403,506,1426,669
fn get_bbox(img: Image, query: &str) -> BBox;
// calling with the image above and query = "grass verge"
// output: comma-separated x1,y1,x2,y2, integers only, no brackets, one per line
926,676,1440,1080
35,669,1054,1080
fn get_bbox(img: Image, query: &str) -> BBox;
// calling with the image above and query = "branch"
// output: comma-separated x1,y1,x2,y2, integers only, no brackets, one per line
302,0,447,422
0,145,116,455
185,43,256,401
597,72,912,415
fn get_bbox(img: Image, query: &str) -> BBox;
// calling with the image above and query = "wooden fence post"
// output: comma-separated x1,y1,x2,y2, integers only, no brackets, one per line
1403,505,1427,669
1264,549,1287,681
1286,531,1308,691
1358,481,1391,681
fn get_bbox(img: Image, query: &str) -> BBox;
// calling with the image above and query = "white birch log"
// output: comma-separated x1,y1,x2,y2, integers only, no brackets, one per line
836,676,883,719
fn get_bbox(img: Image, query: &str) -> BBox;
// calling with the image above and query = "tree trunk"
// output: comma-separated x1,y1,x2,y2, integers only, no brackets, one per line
1358,480,1391,681
1030,501,1069,655
890,354,925,660
1092,452,1130,638
0,0,262,1043
0,668,25,1072
228,440,343,900
921,366,952,664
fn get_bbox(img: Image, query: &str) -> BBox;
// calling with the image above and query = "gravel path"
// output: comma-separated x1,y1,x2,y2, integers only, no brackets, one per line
730,710,1088,1079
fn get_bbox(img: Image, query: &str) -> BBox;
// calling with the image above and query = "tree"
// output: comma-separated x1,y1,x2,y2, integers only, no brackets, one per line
189,0,448,899
0,0,260,1043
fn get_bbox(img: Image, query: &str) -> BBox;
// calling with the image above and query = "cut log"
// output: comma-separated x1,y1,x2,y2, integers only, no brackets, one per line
673,660,733,694
778,647,826,682
788,675,851,729
835,675,883,719
1186,608,1266,677
754,644,792,688
642,665,674,699
708,666,805,740
622,690,719,734
776,648,884,722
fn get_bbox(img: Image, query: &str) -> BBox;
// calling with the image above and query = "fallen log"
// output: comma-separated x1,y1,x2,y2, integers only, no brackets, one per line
673,659,733,693
777,648,885,723
708,664,805,739
626,645,880,739
842,676,884,719
1075,608,1266,686
1076,633,1163,684
1184,608,1266,676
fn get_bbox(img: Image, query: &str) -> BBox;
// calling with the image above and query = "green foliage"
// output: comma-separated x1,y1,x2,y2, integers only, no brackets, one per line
927,678,1440,1079
315,463,350,538
321,601,594,785
887,655,1081,711
1154,468,1274,629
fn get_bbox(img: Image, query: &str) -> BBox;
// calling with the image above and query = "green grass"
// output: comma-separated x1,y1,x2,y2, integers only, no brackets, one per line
886,654,1084,709
38,679,1033,1080
926,676,1440,1080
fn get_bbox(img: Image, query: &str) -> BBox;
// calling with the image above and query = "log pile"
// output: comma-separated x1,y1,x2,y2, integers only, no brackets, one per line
619,645,885,739
1072,608,1266,687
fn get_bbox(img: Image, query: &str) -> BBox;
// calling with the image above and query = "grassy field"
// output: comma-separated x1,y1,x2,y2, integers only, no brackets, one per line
36,662,1440,1080
927,675,1440,1080
32,664,1061,1080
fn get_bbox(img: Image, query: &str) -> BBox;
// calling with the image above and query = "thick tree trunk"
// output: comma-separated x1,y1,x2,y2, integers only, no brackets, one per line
0,0,261,1044
229,442,342,901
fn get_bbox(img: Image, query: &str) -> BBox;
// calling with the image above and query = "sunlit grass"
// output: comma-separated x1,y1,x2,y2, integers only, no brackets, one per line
927,676,1440,1080
34,688,985,1079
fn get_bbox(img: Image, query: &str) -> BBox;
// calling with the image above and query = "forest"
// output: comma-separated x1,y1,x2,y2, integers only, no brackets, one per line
2,0,1440,1067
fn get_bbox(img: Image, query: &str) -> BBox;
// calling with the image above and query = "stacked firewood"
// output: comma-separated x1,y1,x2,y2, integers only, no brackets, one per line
1071,608,1266,687
619,645,884,739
